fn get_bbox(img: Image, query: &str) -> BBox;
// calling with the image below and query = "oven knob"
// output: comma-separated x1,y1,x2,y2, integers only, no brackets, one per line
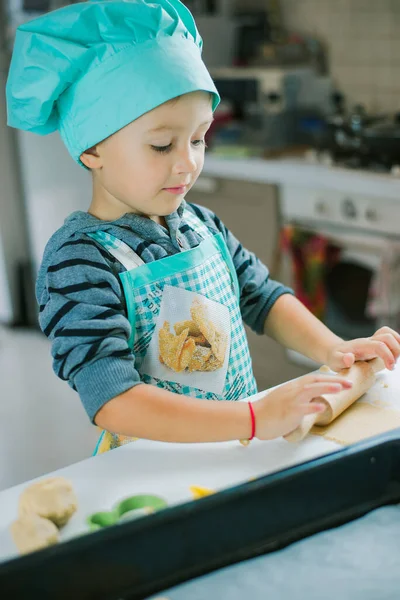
365,208,378,222
342,198,357,219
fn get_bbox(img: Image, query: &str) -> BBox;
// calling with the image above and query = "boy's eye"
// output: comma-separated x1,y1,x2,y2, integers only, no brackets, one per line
192,139,206,147
151,144,172,153
151,140,207,153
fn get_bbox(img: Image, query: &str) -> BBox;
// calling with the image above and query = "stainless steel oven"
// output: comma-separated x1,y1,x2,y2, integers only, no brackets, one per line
279,184,400,367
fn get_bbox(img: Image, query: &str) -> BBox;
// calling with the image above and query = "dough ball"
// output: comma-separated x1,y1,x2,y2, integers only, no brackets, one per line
19,477,78,527
319,365,331,373
10,514,59,555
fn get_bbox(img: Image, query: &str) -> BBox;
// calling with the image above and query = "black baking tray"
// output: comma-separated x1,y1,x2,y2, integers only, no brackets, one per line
1,430,400,600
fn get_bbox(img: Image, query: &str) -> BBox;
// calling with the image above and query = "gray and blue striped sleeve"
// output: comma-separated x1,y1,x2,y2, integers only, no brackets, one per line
188,203,294,334
37,238,141,422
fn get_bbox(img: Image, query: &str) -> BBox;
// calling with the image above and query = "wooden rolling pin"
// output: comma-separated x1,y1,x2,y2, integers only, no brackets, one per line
284,357,385,443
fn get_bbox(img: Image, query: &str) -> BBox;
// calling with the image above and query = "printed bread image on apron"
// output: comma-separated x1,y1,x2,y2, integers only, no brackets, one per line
142,286,231,396
158,298,228,373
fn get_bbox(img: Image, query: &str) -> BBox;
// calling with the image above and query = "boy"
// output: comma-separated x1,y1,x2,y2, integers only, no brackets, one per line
6,0,399,453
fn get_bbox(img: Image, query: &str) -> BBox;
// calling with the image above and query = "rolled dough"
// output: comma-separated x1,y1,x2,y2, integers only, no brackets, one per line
311,402,400,445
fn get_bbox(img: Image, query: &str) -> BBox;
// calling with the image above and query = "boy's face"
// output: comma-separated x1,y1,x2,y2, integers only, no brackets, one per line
81,91,214,222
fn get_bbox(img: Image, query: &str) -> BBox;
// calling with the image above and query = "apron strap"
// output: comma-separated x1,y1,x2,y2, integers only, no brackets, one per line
87,209,213,270
87,231,144,271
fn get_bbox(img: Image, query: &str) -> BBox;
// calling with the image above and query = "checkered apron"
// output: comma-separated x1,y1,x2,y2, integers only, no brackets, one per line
89,209,257,453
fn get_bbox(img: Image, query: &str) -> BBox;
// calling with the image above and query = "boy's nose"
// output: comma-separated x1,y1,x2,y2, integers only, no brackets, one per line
173,149,198,174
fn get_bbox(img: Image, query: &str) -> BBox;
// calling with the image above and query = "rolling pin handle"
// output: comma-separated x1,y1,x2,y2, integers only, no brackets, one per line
370,357,386,374
284,410,320,443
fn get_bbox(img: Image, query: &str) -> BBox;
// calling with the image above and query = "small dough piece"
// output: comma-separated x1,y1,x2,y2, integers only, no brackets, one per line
189,485,215,499
311,402,400,445
19,477,78,527
10,514,59,555
319,365,331,373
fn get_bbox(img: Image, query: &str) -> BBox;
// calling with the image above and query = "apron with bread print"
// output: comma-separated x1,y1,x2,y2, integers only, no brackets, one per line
88,209,258,454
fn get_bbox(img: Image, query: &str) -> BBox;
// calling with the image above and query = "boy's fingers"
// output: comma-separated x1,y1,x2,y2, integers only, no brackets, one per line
372,333,400,361
299,401,326,415
296,382,345,406
368,340,395,370
303,374,353,387
374,326,400,346
303,382,344,393
338,352,355,369
304,377,352,389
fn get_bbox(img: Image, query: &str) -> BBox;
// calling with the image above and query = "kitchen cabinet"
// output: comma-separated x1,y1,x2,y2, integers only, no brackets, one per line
187,177,308,390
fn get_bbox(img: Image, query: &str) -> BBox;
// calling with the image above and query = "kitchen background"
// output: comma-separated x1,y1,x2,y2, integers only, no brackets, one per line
1,0,400,490
271,0,400,114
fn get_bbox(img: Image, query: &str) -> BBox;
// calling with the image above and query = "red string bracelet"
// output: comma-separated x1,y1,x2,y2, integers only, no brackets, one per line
239,401,257,446
248,401,256,441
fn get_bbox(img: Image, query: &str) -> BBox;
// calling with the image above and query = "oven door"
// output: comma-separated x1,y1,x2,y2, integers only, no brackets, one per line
279,222,400,368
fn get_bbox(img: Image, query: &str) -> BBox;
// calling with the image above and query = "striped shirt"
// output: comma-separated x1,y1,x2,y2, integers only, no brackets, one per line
36,200,292,422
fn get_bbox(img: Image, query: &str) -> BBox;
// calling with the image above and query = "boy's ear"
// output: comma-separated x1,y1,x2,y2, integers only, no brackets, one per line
80,145,102,169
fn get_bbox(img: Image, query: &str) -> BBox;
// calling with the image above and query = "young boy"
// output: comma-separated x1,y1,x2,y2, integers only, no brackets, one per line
7,0,399,454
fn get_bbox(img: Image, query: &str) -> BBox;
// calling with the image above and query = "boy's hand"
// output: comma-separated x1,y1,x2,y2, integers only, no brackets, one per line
253,373,353,440
325,327,400,372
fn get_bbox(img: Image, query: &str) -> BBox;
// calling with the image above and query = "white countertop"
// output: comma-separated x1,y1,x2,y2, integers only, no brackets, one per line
1,366,400,565
202,156,400,200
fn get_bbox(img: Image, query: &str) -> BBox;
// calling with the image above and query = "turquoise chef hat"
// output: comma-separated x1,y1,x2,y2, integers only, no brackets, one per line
6,0,220,166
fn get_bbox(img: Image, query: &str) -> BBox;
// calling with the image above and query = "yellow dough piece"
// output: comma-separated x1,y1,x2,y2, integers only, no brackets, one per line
19,477,78,527
311,402,400,445
190,485,215,499
10,514,59,555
